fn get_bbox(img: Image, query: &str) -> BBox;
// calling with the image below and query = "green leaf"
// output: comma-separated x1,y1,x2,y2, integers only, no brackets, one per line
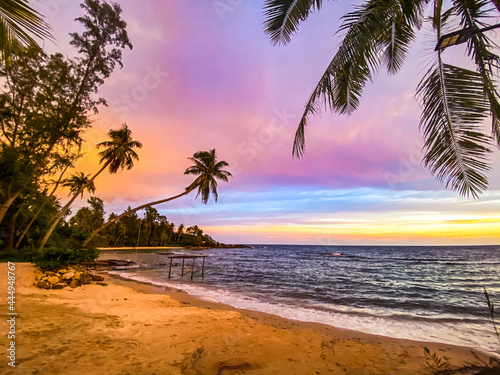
417,63,492,198
0,0,52,59
293,0,424,157
263,0,323,45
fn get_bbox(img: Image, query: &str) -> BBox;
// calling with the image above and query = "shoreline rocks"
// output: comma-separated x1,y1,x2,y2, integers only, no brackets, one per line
34,266,106,290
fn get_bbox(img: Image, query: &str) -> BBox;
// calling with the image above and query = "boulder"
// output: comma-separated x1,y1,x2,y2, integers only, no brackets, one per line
80,275,92,285
37,280,51,289
91,274,104,282
69,279,79,288
45,271,56,276
59,269,68,274
52,284,65,290
73,271,81,280
62,272,75,280
47,276,60,285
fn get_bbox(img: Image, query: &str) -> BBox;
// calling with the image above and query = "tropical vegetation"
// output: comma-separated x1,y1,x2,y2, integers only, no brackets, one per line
0,0,132,254
72,198,221,248
263,0,500,198
84,148,232,246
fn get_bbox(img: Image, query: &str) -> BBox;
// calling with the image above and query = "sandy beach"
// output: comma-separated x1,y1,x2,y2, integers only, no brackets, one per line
0,263,494,375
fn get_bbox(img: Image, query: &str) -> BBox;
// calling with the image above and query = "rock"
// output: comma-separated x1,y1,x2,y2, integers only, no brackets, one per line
47,276,60,285
62,272,75,280
52,284,65,289
37,280,51,289
59,269,68,274
91,274,104,282
97,282,108,286
73,271,81,280
45,271,56,275
69,279,79,288
80,275,91,285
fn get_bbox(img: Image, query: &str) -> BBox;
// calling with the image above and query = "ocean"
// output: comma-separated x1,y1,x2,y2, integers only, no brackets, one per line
98,244,500,354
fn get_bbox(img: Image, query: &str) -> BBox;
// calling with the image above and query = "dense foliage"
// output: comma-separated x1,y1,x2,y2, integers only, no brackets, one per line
0,0,132,253
74,198,220,248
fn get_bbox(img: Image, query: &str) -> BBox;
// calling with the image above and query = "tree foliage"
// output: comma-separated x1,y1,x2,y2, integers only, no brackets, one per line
0,0,132,250
74,199,219,248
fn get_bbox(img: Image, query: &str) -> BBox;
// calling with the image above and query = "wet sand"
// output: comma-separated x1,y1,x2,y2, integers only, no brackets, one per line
0,263,493,374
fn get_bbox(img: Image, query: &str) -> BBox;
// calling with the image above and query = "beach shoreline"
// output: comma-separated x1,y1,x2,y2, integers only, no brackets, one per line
0,262,495,374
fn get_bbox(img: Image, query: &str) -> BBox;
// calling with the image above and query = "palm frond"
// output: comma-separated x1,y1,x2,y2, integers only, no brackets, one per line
417,63,492,198
263,0,323,45
183,149,231,204
96,124,142,173
293,0,424,157
452,0,500,146
0,0,52,59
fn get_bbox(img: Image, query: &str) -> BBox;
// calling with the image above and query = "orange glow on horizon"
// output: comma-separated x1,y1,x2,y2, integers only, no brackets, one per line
203,217,500,245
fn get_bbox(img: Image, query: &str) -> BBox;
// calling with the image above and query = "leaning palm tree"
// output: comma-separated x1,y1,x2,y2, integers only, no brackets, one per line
263,0,500,198
0,0,52,60
14,164,70,249
38,124,142,250
83,149,232,246
38,172,96,250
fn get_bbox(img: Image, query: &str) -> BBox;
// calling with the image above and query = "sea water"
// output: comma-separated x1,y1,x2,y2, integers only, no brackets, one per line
99,244,500,354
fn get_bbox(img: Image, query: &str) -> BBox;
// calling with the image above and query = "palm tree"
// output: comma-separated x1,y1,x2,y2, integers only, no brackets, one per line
263,0,500,198
84,149,232,246
38,124,142,250
14,164,70,249
38,172,96,250
176,223,185,243
0,0,52,60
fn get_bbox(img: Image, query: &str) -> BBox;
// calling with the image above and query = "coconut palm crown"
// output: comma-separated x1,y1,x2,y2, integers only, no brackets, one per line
263,0,500,198
97,123,143,174
62,172,96,198
184,149,232,204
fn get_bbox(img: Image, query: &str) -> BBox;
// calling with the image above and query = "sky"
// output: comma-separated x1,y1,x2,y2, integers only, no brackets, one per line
35,0,500,245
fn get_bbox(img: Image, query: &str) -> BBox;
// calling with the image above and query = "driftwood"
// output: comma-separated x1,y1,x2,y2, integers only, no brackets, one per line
216,362,251,375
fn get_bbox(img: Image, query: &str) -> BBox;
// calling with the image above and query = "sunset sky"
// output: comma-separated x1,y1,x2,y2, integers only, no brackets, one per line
37,0,500,245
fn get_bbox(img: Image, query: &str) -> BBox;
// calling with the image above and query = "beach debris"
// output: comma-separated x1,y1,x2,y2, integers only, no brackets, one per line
94,259,136,269
34,267,106,290
216,362,251,375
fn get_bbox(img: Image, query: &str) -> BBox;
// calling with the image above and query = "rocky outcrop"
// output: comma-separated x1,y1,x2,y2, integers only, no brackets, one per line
34,266,106,290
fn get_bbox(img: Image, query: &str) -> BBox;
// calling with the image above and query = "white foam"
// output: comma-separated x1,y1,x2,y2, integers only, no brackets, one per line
108,271,499,355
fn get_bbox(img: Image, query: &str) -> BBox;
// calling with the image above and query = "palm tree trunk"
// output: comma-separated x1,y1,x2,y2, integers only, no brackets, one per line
0,191,21,224
83,187,195,247
15,165,69,249
37,193,79,251
38,162,110,251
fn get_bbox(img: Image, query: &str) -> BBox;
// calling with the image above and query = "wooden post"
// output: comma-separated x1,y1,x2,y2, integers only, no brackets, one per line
168,257,173,279
202,257,206,277
191,257,195,280
181,258,185,277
